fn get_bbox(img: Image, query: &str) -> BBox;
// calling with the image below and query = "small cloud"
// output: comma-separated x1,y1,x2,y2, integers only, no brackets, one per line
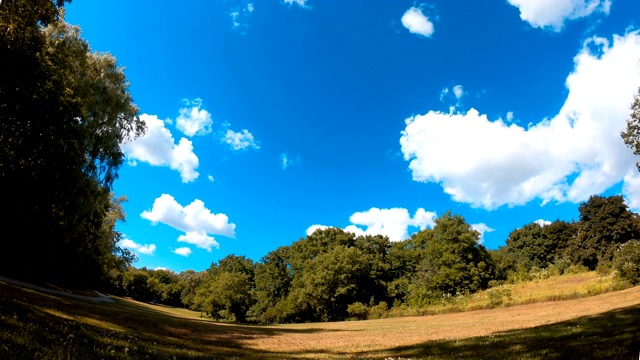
247,3,254,12
119,238,156,255
534,219,552,227
222,128,260,150
471,223,495,244
174,247,193,257
452,85,465,100
401,6,434,38
207,174,215,182
176,98,213,137
122,114,199,183
439,88,449,101
506,111,514,122
306,224,329,236
283,0,308,8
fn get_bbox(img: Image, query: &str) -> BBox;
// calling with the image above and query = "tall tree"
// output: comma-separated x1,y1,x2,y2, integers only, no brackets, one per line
0,4,144,285
408,212,494,305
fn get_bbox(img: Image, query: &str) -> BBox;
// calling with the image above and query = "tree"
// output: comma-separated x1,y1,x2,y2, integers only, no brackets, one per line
566,195,640,269
622,87,640,171
192,256,256,322
408,212,494,305
0,4,145,285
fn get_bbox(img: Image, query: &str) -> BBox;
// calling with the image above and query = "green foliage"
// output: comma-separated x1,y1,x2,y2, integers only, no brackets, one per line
347,302,368,320
408,212,495,305
613,240,640,285
566,195,640,269
0,3,144,286
505,220,574,270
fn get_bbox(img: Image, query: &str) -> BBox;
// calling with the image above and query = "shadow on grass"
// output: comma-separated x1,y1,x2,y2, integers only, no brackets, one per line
366,305,640,360
0,281,347,359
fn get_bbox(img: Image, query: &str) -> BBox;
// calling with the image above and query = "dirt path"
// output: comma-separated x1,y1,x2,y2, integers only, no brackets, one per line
0,275,114,303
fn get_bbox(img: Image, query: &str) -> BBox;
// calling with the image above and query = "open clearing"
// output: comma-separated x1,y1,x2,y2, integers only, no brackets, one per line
1,279,639,359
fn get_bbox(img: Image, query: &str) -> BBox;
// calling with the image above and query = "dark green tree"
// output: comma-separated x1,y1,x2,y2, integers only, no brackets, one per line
566,195,640,269
408,212,494,305
0,3,145,285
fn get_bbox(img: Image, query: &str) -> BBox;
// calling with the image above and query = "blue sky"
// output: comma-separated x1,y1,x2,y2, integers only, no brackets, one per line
65,0,640,272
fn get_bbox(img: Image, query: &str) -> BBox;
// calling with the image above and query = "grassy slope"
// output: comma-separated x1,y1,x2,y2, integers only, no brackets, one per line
0,276,639,359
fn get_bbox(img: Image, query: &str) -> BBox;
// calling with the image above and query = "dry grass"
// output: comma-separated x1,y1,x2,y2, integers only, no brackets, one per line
1,277,639,359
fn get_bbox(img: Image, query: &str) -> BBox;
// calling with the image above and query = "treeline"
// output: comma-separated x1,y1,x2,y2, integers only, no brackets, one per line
110,195,640,324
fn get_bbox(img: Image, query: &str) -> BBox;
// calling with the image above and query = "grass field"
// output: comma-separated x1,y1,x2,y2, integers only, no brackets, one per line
1,275,639,359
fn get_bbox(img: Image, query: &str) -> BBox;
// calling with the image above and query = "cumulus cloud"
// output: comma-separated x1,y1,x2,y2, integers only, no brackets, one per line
122,114,199,183
141,194,235,251
119,238,156,255
310,208,436,242
507,0,611,32
174,247,193,257
400,32,640,210
622,170,640,212
534,219,552,227
401,6,434,38
222,129,260,150
207,175,215,182
470,223,495,244
176,99,213,137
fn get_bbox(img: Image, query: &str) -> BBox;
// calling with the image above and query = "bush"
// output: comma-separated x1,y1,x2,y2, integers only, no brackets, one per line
486,287,512,308
347,302,368,320
565,264,589,274
614,240,640,285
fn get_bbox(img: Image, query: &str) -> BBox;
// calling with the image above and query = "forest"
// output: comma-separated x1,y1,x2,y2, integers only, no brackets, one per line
2,0,640,326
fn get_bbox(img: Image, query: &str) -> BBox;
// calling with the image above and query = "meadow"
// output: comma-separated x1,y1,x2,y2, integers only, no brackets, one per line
1,272,639,359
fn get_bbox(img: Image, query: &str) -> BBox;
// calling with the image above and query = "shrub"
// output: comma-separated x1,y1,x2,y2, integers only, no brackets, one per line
347,302,368,320
614,240,640,285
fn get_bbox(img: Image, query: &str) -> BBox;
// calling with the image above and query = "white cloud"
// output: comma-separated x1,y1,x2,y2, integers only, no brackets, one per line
283,0,307,7
119,238,156,255
306,224,329,236
400,32,640,210
122,114,199,183
222,129,260,150
507,0,611,32
623,170,640,212
401,6,434,38
344,207,436,242
471,223,494,244
247,3,254,12
141,194,235,251
534,219,552,227
174,247,193,257
453,85,465,100
178,232,219,251
207,175,215,182
176,98,212,137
